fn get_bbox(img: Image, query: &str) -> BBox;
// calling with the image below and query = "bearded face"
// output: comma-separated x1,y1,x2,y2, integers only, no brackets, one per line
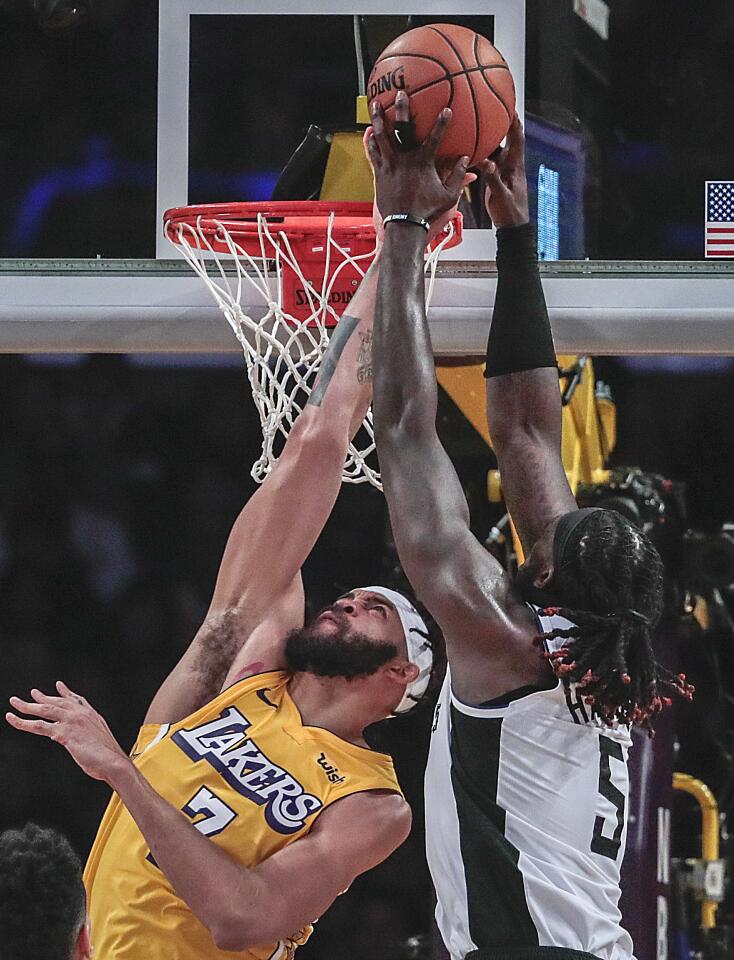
284,608,398,679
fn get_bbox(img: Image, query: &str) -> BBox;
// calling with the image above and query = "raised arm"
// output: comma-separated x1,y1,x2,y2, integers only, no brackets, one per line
479,118,577,556
367,94,542,699
145,258,380,724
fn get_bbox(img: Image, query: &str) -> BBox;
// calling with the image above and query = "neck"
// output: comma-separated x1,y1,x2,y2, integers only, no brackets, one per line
287,672,387,746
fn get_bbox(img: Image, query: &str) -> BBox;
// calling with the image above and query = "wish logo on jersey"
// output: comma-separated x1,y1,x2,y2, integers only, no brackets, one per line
173,707,322,834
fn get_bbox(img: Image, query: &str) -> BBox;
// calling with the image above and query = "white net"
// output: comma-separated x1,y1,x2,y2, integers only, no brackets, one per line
167,210,456,489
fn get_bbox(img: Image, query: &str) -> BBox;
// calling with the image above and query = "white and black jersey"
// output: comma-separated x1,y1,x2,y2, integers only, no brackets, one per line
425,606,635,960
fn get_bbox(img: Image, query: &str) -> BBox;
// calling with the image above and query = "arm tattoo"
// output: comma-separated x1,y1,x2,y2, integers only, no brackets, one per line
308,314,360,407
356,330,373,385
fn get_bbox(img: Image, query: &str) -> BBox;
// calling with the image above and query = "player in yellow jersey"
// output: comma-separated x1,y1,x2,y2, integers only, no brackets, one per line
5,242,444,959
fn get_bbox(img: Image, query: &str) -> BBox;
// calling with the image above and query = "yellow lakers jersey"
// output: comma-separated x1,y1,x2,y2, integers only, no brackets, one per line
84,670,402,960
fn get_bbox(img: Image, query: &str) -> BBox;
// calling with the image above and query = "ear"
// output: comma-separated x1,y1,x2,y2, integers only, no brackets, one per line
534,566,554,590
387,660,420,686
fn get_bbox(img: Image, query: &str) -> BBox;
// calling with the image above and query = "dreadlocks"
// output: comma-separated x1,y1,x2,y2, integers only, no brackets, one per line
536,509,694,733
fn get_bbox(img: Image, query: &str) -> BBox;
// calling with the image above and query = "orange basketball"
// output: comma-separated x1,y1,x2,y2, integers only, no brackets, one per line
367,23,516,167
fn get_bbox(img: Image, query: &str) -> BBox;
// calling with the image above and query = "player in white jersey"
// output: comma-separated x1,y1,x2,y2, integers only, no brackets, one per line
365,91,693,960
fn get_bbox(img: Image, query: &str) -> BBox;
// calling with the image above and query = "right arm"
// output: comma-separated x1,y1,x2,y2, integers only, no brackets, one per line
145,257,380,724
368,97,542,699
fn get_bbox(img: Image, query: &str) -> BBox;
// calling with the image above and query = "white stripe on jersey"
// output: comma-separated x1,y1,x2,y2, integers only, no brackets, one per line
425,678,478,960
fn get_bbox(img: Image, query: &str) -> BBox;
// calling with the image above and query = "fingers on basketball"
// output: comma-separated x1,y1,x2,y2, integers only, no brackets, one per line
369,100,390,153
422,108,452,159
477,159,507,202
504,115,526,169
394,90,411,125
362,126,379,168
364,127,380,168
444,155,471,196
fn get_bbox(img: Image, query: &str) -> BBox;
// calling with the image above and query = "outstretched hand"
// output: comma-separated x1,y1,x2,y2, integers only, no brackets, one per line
365,91,475,231
476,114,529,229
6,681,129,784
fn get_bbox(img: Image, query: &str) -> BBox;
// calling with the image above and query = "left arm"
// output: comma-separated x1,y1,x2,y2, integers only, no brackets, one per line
110,766,407,950
479,119,576,552
5,684,410,951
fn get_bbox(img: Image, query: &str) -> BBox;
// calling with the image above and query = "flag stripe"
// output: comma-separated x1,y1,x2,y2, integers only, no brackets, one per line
704,182,734,257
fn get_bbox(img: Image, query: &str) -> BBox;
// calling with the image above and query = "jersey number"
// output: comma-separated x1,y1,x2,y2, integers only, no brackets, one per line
591,735,626,861
183,786,237,838
146,787,237,867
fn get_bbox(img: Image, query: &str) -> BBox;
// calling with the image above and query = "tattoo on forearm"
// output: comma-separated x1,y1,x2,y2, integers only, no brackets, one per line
356,330,373,385
308,314,360,407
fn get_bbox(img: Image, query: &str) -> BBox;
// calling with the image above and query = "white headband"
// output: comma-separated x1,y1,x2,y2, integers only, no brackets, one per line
361,586,433,714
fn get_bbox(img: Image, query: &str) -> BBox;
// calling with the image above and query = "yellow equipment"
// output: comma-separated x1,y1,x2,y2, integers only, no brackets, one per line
436,356,616,562
320,131,374,203
672,773,723,930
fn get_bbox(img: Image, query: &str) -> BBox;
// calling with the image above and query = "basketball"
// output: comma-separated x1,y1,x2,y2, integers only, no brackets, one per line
367,23,516,166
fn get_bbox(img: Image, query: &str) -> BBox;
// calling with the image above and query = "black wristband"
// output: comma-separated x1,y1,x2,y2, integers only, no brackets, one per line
383,213,430,232
484,222,557,379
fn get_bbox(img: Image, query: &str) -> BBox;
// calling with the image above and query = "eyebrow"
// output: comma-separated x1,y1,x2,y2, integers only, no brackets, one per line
338,591,396,611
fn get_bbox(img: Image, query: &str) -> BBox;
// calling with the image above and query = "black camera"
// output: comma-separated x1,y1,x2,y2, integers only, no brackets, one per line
681,525,734,595
576,468,685,536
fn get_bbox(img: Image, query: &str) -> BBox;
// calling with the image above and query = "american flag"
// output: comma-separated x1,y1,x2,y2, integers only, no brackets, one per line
705,181,734,258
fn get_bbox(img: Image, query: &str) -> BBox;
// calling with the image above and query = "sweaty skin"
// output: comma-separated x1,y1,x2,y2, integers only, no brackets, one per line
366,92,548,704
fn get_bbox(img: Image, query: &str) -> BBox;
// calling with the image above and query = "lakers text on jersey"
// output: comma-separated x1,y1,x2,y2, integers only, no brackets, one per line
84,670,401,960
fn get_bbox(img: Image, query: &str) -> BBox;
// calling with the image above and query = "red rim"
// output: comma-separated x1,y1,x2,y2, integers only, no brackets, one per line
164,201,376,246
164,199,462,256
165,200,374,221
164,199,463,325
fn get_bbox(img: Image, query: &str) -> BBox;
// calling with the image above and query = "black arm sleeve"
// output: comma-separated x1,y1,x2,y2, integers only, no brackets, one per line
484,222,557,379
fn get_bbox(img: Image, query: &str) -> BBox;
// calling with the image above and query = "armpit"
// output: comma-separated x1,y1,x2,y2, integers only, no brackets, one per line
189,609,249,706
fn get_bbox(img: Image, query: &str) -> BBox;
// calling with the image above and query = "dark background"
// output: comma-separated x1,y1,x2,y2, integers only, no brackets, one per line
1,2,734,958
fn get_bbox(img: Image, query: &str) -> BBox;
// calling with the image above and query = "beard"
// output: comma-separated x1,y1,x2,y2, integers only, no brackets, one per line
284,610,398,679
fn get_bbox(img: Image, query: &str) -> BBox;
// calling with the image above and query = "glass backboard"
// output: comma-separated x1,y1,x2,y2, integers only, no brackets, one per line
1,1,734,353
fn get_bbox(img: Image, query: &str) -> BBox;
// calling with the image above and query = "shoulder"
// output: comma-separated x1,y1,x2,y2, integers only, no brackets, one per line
315,789,411,852
448,595,549,704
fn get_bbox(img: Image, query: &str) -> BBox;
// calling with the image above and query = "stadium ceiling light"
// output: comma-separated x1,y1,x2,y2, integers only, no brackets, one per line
30,0,92,29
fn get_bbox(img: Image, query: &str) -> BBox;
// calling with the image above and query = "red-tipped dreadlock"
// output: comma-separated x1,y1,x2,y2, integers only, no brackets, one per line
535,510,695,734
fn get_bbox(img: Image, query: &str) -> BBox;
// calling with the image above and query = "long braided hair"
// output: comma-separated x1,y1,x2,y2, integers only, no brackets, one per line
537,509,693,732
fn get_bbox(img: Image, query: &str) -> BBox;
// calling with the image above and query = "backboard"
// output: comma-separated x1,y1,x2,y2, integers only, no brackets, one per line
1,1,734,353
